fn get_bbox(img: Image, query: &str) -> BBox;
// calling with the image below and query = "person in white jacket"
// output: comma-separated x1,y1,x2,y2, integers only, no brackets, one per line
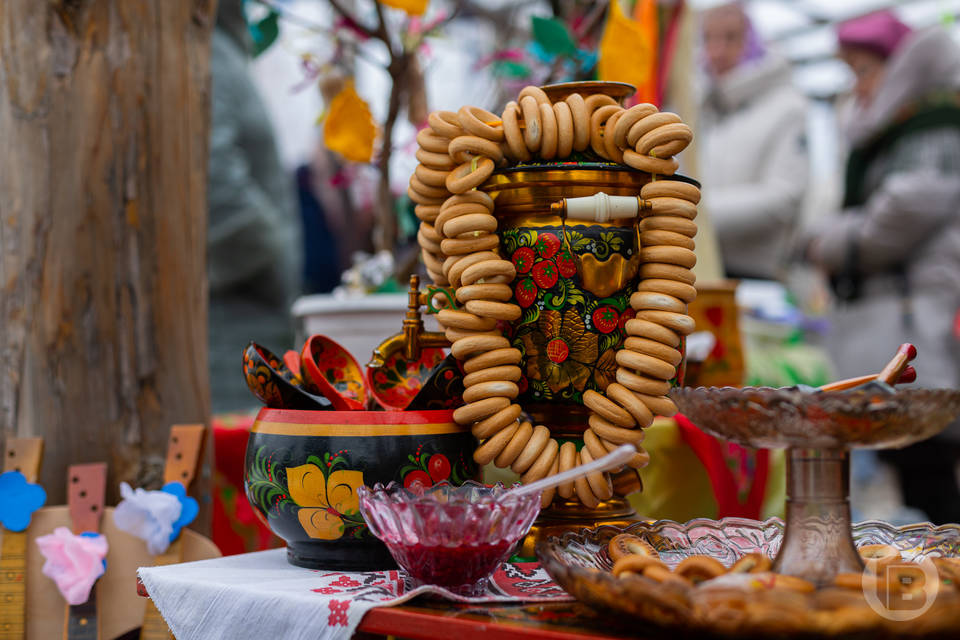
698,3,810,281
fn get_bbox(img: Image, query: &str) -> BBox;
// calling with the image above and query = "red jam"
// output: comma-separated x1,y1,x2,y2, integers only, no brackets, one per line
387,539,514,593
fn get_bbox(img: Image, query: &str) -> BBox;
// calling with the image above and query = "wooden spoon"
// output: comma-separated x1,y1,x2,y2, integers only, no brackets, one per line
819,343,917,392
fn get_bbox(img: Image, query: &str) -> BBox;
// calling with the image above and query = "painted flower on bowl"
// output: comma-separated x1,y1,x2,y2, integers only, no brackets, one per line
0,470,46,532
286,455,366,540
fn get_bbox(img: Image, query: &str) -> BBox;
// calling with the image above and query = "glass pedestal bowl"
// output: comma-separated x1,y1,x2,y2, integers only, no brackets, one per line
669,385,960,585
358,481,540,596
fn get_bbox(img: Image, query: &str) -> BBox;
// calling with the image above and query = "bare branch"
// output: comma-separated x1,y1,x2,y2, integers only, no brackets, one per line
327,0,379,40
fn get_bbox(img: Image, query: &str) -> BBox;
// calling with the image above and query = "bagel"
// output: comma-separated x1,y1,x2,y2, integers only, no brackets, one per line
641,180,701,204
457,105,504,142
566,93,590,151
494,420,533,467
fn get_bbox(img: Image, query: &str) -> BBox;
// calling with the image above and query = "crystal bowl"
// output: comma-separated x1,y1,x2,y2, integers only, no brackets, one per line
358,480,540,596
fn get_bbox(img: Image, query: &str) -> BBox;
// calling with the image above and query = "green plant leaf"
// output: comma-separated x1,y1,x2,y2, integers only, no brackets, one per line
250,10,280,58
493,60,531,78
531,16,577,57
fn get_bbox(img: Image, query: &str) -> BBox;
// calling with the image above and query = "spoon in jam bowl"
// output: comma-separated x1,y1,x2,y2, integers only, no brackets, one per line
505,444,639,501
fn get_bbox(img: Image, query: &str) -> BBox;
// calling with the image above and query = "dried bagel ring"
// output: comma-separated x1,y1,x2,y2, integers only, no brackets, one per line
613,103,659,148
421,249,446,275
858,544,901,572
465,299,522,322
557,441,577,498
603,110,625,163
675,556,725,584
578,446,613,500
616,368,672,396
565,93,590,152
588,415,646,445
638,263,696,285
426,267,447,286
437,309,496,332
461,259,516,286
471,403,523,439
417,228,442,254
407,186,447,206
501,101,531,162
540,456,560,508
636,394,676,419
441,189,494,212
448,135,504,165
416,128,451,153
606,382,654,428
626,112,682,148
458,105,504,142
435,202,491,235
462,380,520,403
650,138,690,159
630,291,687,314
648,197,698,219
553,100,574,158
636,310,696,335
473,420,520,465
585,94,617,111
450,335,511,359
574,466,600,509
642,229,695,250
416,147,456,170
446,157,495,194
623,337,683,367
622,150,680,175
636,122,692,156
583,389,635,428
637,279,697,303
511,425,551,474
415,164,450,188
444,213,499,238
495,420,533,467
463,365,522,387
463,347,522,373
453,396,511,424
608,533,656,562
602,436,650,468
612,554,666,578
641,180,701,204
519,85,550,105
582,427,610,466
414,204,441,223
538,102,559,160
428,110,464,139
589,105,621,158
519,95,542,152
456,283,513,303
419,221,443,243
616,350,677,380
521,437,559,484
447,251,499,288
640,215,698,237
730,553,772,574
445,326,500,343
624,319,681,348
441,234,500,257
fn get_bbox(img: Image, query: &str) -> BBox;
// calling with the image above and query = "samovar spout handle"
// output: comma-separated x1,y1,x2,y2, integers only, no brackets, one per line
550,192,652,222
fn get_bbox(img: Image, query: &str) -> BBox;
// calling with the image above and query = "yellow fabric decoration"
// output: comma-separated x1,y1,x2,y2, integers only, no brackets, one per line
323,81,378,163
380,0,428,16
598,0,658,105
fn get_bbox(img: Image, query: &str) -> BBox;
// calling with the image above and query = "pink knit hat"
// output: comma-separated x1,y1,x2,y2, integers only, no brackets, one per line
837,10,912,59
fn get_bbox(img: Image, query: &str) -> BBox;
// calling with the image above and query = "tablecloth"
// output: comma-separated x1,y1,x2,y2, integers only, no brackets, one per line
139,548,572,640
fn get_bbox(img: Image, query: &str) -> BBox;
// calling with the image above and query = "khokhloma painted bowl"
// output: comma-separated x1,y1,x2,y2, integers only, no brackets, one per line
244,408,478,570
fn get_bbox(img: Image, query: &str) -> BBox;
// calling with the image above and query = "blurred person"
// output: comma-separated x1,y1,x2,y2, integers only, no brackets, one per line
698,2,809,282
208,0,302,413
801,11,960,523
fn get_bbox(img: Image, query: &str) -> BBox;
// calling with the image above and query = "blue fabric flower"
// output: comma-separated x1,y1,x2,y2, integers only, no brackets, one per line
161,482,198,542
0,470,46,532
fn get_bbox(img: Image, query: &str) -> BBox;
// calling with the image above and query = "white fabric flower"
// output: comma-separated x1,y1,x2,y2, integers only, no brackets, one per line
113,482,183,555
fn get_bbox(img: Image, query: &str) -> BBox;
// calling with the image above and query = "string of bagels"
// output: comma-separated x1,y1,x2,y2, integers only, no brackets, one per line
410,84,699,508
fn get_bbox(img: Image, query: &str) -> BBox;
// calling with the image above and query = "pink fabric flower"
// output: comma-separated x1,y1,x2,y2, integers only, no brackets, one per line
35,527,108,605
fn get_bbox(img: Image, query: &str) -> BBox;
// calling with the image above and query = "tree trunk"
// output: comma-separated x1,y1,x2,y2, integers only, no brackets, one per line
0,1,215,529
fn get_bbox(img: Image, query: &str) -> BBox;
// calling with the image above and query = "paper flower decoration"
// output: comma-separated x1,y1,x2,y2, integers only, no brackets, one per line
161,481,198,542
380,0,428,16
0,470,46,532
35,527,108,605
323,81,377,163
113,482,183,555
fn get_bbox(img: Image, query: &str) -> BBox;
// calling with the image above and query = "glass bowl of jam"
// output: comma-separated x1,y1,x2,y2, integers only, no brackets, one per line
358,480,540,596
